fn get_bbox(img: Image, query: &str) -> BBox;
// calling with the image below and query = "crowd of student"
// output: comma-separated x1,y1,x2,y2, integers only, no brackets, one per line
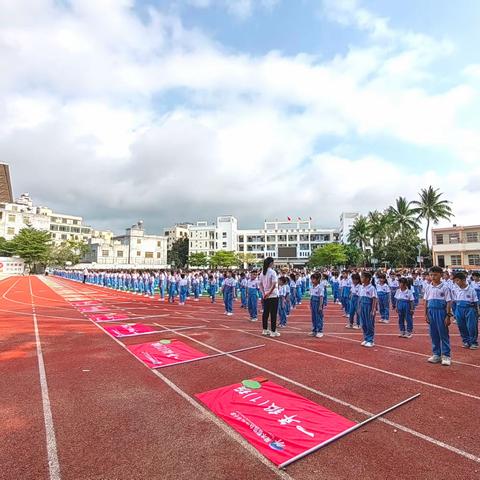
54,259,479,367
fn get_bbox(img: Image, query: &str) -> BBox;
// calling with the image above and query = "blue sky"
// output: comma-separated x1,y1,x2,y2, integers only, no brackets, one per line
1,0,480,233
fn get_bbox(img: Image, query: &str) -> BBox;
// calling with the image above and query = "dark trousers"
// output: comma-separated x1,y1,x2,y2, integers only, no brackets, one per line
262,297,279,332
83,275,87,284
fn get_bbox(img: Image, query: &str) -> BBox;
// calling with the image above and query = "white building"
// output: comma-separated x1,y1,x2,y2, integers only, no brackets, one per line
339,212,359,244
188,216,338,266
164,223,191,250
82,221,168,269
0,193,109,245
0,256,25,276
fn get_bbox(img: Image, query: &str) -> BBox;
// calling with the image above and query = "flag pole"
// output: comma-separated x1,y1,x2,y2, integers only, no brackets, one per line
279,393,420,469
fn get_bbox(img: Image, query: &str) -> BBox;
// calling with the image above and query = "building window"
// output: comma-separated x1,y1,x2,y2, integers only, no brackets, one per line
222,242,227,248
8,214,15,222
102,250,109,257
450,254,461,266
157,252,161,258
136,251,141,256
61,234,67,240
157,241,161,247
222,232,227,238
145,252,154,259
117,251,123,258
435,234,444,245
468,254,480,266
137,239,141,244
7,227,15,235
466,232,479,243
449,233,460,244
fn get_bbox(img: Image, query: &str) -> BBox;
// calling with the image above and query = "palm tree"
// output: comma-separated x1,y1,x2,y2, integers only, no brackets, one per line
412,186,453,253
389,197,419,234
348,215,370,254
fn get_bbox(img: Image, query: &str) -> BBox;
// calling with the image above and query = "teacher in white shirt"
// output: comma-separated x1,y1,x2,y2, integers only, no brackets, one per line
258,257,280,337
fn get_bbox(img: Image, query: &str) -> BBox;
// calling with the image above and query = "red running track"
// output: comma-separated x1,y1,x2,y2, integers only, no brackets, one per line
1,275,480,480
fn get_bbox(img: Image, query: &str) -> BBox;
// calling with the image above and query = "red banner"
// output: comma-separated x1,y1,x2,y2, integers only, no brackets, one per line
103,323,156,338
127,339,208,368
88,313,130,323
78,305,109,313
196,380,356,466
72,301,100,307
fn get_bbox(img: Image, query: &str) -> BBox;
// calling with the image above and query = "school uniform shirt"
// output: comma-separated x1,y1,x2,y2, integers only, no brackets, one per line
454,285,478,303
358,284,378,299
223,278,236,288
350,283,361,296
388,278,399,289
339,278,351,288
376,283,390,295
395,288,414,301
423,282,452,302
310,284,323,298
247,279,259,289
258,268,279,298
179,278,188,287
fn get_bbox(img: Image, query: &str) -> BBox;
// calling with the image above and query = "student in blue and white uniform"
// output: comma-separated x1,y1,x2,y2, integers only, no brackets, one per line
388,273,399,310
424,266,453,366
289,274,297,309
331,273,340,304
258,257,279,337
208,274,217,303
346,272,361,329
395,278,415,338
339,271,352,317
376,274,390,323
167,271,177,303
452,272,479,349
178,274,188,305
309,272,324,338
278,276,288,327
295,276,303,305
222,271,236,316
246,271,259,321
357,271,377,348
239,273,248,309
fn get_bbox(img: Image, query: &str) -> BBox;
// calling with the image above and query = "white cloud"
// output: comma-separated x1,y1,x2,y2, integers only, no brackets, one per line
182,0,279,18
0,0,479,233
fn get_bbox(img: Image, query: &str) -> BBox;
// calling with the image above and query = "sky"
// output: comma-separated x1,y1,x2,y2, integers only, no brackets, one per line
1,0,480,234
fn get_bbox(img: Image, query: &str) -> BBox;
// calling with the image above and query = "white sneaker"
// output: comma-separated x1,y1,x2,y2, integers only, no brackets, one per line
470,344,479,350
270,331,280,337
315,332,324,338
399,332,406,338
441,356,451,366
462,343,470,349
427,355,441,364
405,333,413,339
353,325,361,330
364,342,374,348
308,332,316,336
227,312,233,316
361,340,367,346
345,324,353,329
224,312,228,315
262,329,270,336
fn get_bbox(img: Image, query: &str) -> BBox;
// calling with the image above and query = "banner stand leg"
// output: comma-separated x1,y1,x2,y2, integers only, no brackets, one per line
279,393,421,469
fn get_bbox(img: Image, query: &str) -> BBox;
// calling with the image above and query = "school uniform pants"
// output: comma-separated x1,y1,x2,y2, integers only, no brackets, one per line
359,298,375,343
390,288,398,309
224,287,234,313
455,302,479,346
240,288,247,308
397,299,413,334
247,290,258,318
279,298,287,326
378,293,390,321
262,297,278,332
310,297,324,333
348,295,359,326
427,300,451,357
341,288,351,313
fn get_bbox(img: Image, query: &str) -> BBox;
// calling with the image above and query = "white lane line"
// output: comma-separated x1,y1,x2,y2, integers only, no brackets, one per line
40,277,292,480
328,333,480,370
29,278,61,480
157,322,480,465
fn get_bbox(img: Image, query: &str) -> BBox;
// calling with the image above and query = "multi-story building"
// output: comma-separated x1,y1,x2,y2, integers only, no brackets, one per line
0,256,25,276
0,193,100,245
188,216,338,266
339,212,359,244
432,225,480,269
164,223,191,250
82,221,168,268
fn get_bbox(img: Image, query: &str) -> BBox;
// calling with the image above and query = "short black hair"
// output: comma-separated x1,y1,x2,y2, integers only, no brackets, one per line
430,266,443,274
453,272,467,281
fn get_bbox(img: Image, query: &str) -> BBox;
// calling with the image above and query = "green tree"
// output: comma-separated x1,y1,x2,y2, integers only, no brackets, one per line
188,252,209,267
412,186,453,254
384,231,424,267
168,237,189,268
348,215,370,264
308,243,347,268
344,243,364,266
10,227,52,272
49,240,90,267
0,237,14,256
388,196,419,234
209,251,238,268
236,252,258,268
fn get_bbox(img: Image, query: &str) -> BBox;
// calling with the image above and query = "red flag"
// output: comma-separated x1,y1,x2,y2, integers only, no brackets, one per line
287,217,291,221
298,217,301,221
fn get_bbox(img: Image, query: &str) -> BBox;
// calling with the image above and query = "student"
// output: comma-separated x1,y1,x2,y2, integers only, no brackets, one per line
425,266,453,366
470,272,480,300
309,272,324,338
222,271,235,316
168,271,177,303
321,273,329,308
452,272,479,349
376,274,391,323
192,274,201,302
295,275,303,305
240,273,248,309
246,271,260,321
331,272,340,304
357,271,377,348
388,273,399,310
178,274,188,305
339,271,351,317
278,276,288,327
208,274,217,303
346,273,361,329
395,278,415,338
258,257,279,337
289,274,297,309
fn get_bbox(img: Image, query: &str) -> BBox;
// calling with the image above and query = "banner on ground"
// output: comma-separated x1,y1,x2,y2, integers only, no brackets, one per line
196,380,356,466
72,301,101,307
103,323,156,338
128,339,208,368
78,305,109,313
88,313,130,323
